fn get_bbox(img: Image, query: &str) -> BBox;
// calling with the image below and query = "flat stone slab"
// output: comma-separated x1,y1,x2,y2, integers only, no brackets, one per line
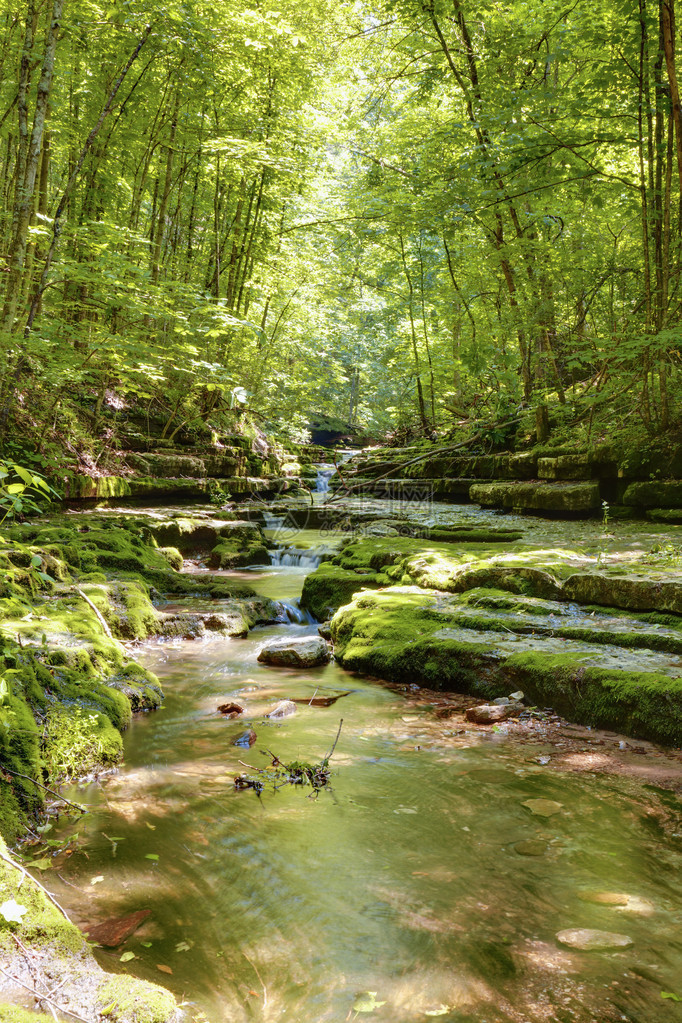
257,636,330,668
556,928,633,951
470,481,600,514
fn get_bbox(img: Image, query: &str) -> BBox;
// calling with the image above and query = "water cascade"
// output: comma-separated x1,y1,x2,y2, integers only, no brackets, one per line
313,449,356,493
269,545,328,569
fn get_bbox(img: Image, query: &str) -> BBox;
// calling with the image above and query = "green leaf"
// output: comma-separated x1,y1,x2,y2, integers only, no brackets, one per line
661,992,682,1002
120,951,136,963
352,992,386,1013
145,853,159,861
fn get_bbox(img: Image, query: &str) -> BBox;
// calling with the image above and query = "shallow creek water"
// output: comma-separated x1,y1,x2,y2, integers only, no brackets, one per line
49,505,682,1023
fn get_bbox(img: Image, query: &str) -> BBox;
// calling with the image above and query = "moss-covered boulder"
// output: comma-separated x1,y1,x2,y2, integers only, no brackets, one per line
301,563,383,621
506,652,682,745
208,521,270,568
623,480,682,509
563,572,682,614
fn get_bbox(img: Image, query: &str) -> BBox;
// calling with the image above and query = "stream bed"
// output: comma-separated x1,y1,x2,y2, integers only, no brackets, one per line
45,515,682,1023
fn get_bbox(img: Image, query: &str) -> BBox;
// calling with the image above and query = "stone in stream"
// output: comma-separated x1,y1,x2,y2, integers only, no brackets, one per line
266,700,297,719
556,928,634,951
514,839,548,856
83,909,151,947
318,621,332,640
233,729,257,747
257,636,330,668
217,702,244,717
465,702,523,724
522,798,563,817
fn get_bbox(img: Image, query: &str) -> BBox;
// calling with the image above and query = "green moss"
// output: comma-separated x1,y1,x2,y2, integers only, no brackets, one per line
43,706,122,781
330,587,682,744
0,1005,53,1022
209,535,269,568
506,652,682,744
0,683,43,843
301,563,383,620
96,976,178,1023
158,546,183,570
0,837,85,957
332,589,494,694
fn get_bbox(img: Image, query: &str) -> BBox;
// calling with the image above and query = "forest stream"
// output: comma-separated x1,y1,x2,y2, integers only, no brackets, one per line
40,500,682,1023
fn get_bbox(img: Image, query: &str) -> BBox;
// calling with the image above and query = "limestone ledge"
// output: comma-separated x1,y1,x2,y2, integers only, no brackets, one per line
64,475,298,504
469,481,601,515
329,587,682,745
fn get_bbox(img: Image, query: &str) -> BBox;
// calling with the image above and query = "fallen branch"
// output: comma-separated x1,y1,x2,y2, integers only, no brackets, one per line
73,587,113,639
0,964,89,1022
324,420,522,502
2,767,87,814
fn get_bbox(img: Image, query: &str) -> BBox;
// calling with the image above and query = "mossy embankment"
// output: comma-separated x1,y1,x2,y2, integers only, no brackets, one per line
0,507,284,1021
301,531,682,744
0,510,279,844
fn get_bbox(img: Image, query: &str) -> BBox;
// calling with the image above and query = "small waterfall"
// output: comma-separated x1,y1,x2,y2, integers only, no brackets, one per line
315,465,335,493
312,450,356,493
269,547,324,569
277,600,317,624
262,511,285,530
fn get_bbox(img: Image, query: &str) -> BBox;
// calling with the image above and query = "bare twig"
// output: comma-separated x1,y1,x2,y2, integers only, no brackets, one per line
73,587,113,639
242,951,268,1010
0,964,90,1022
324,719,343,763
2,767,87,813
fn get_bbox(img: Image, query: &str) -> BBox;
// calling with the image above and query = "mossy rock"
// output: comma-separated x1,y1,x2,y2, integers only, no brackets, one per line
564,572,682,615
330,588,682,744
469,481,600,515
158,546,183,570
208,522,270,568
622,480,682,508
301,563,383,621
95,977,179,1023
506,652,682,744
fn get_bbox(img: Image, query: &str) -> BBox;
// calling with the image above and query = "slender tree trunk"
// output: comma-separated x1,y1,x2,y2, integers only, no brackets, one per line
1,0,63,335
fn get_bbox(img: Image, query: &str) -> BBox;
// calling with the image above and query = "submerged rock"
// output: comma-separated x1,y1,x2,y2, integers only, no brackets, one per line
556,928,634,951
217,702,244,717
514,840,548,856
257,636,330,668
266,700,297,719
521,798,563,817
233,729,257,747
83,909,151,947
